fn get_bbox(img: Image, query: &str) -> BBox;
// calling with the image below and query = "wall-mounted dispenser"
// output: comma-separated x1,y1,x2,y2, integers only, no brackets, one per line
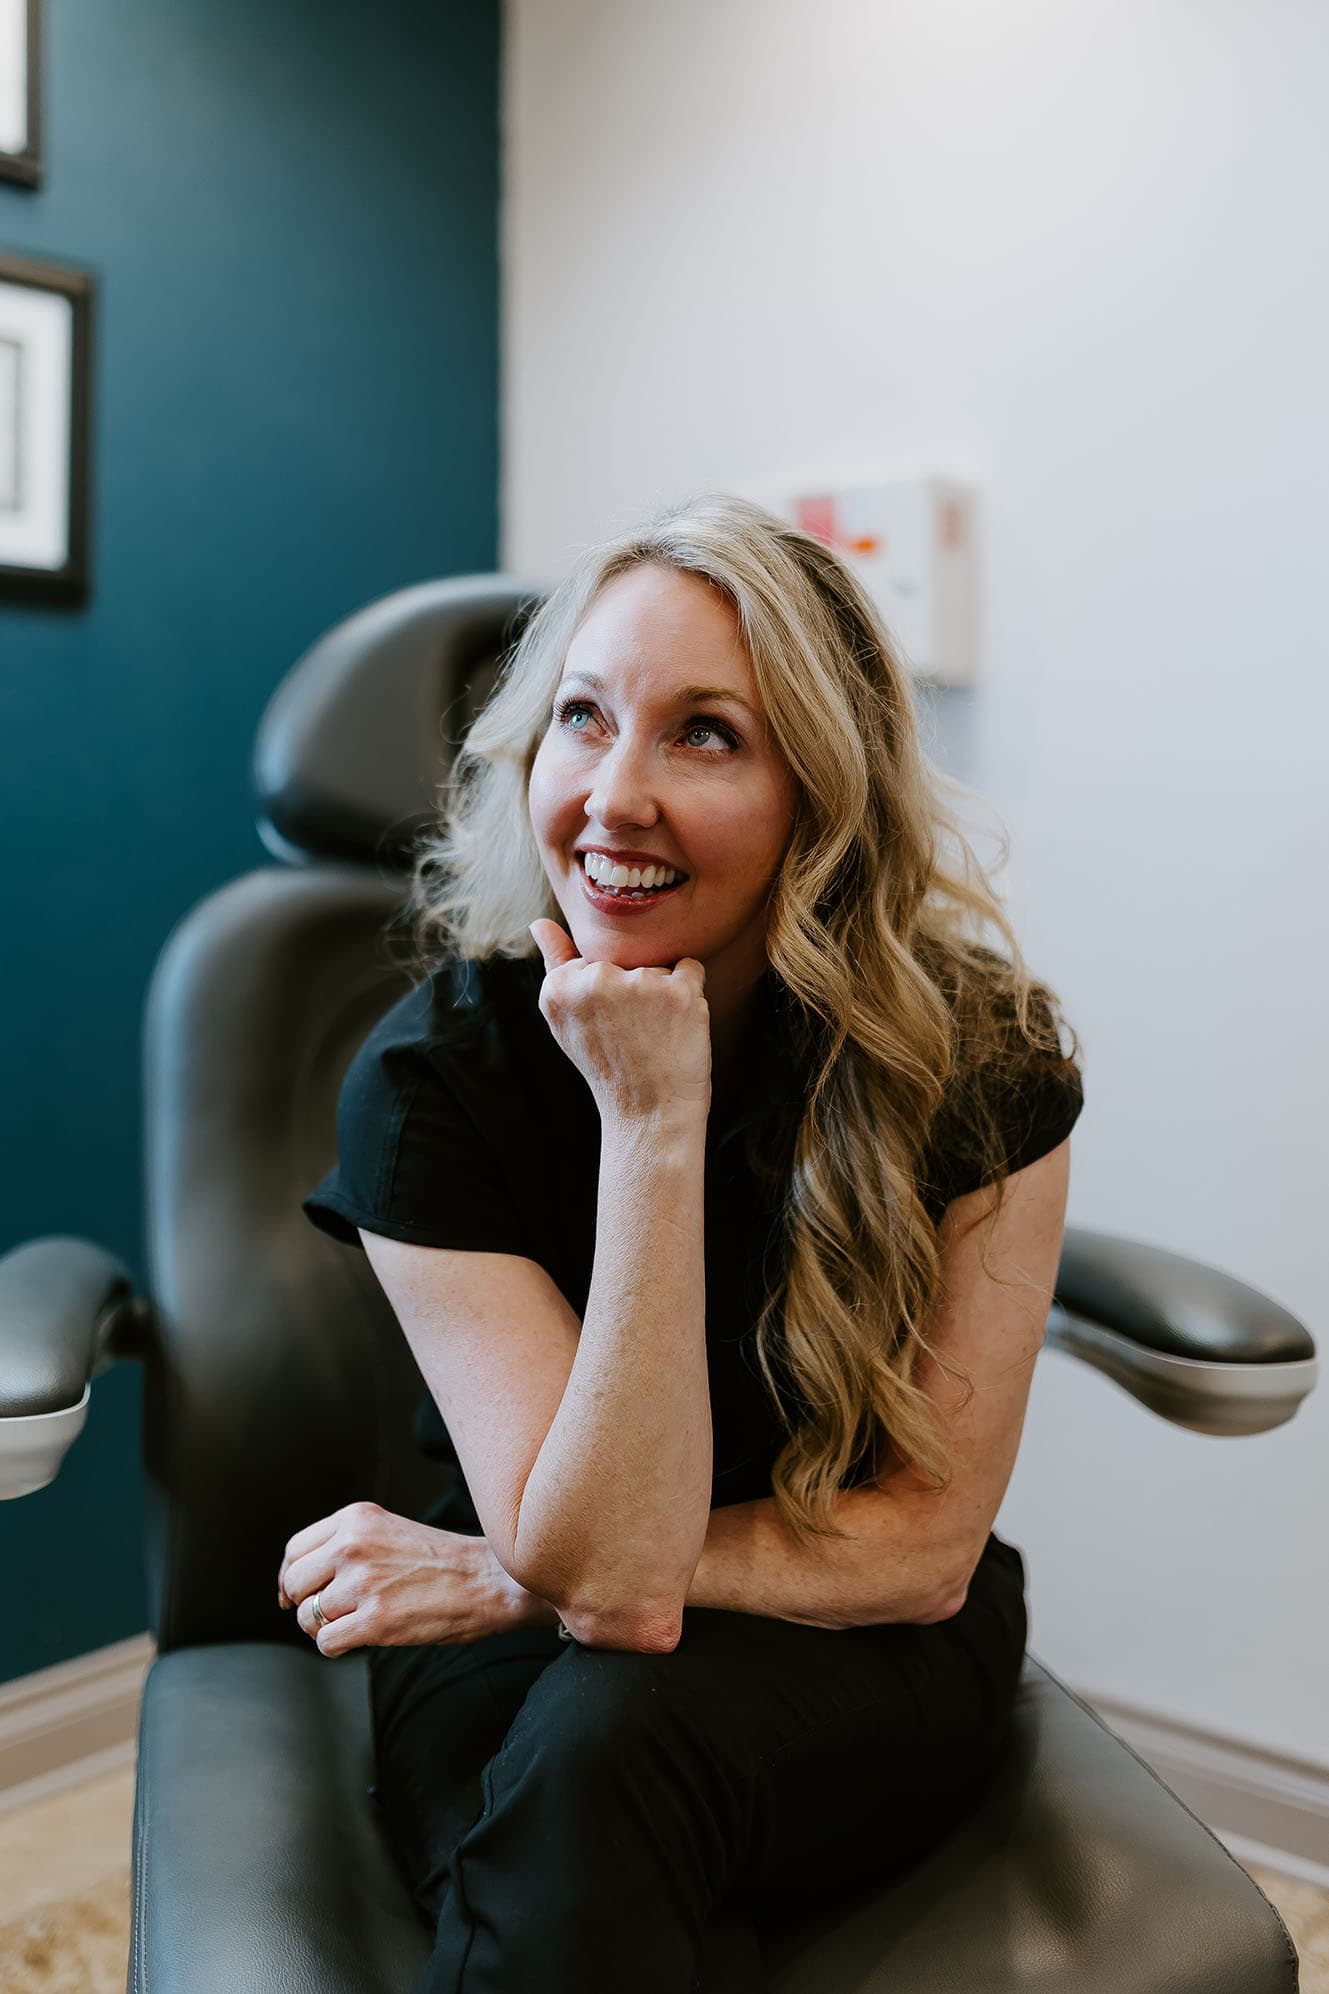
731,473,979,687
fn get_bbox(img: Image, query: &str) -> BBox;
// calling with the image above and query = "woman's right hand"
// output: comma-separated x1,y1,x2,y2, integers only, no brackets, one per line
528,919,711,1127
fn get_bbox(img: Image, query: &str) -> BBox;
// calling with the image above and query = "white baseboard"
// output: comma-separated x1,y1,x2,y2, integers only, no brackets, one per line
0,1637,1325,1892
1070,1678,1329,1889
0,1632,155,1816
1215,1830,1329,1893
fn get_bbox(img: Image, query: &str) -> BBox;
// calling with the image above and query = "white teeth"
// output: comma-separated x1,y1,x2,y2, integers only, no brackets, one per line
581,852,681,893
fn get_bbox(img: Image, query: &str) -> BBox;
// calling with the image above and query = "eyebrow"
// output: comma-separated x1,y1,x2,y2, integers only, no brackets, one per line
558,669,756,719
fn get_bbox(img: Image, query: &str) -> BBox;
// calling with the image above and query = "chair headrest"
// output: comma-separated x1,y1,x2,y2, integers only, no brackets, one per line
253,574,547,870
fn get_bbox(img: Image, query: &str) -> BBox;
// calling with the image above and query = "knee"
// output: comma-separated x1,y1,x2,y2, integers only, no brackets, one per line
494,1644,679,1783
477,1635,755,1869
546,1642,672,1739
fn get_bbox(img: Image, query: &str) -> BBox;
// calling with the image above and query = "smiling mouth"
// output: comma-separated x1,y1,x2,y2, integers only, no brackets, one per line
576,853,688,901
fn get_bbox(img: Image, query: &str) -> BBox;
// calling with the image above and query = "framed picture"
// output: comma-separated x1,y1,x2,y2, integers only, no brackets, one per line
0,0,41,187
0,250,94,603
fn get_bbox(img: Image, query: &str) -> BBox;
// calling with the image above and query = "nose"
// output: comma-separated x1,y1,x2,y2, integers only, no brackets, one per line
583,730,663,834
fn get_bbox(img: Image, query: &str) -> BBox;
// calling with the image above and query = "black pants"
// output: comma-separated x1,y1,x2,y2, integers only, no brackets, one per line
368,1498,1027,1994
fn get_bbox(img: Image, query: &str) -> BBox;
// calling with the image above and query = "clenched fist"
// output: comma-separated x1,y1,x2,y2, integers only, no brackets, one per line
528,919,711,1127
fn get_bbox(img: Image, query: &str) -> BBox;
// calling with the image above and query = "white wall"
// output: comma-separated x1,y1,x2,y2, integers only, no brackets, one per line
501,0,1329,1765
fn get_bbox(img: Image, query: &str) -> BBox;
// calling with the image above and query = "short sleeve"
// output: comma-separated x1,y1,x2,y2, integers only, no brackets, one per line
924,981,1086,1208
988,1058,1084,1183
302,1024,540,1257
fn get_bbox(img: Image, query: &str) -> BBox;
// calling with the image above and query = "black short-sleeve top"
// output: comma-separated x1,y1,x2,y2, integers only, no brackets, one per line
302,950,1084,1513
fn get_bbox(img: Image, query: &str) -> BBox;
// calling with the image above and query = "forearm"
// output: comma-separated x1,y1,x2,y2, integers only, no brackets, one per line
683,1487,967,1630
512,1112,712,1635
507,1488,961,1637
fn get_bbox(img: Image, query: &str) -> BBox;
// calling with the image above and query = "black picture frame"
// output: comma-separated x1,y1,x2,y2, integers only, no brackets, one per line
0,249,94,605
0,0,42,189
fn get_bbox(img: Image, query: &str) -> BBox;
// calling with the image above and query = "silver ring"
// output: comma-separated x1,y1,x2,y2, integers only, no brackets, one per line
311,1590,328,1629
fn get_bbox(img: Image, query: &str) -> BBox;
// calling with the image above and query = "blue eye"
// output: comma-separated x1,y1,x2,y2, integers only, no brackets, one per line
554,698,739,752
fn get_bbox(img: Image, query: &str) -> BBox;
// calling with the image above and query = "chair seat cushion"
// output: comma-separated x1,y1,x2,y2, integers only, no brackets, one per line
759,1655,1297,1994
132,1643,431,1994
130,1644,1296,1994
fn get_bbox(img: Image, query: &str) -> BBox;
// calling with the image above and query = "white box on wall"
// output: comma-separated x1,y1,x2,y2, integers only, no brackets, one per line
730,473,980,687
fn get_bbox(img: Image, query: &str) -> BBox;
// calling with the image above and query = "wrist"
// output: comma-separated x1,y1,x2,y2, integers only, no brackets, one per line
497,1564,563,1630
514,1583,563,1630
469,1536,551,1630
600,1106,708,1155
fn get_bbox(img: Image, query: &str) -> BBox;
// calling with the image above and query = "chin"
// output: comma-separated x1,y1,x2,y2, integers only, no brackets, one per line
576,928,682,968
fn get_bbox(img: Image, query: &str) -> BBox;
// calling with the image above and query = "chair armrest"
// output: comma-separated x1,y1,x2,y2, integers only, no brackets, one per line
0,1235,154,1498
1049,1226,1317,1435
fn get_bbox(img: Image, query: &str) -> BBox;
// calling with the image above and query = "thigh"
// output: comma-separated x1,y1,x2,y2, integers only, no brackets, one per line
478,1533,1025,1922
738,1537,1029,1910
369,1619,566,1925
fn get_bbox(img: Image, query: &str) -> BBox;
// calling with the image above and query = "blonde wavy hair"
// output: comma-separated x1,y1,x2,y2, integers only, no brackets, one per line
397,492,1084,1548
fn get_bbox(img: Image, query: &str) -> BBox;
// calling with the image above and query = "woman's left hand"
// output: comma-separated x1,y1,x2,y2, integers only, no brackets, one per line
276,1500,548,1656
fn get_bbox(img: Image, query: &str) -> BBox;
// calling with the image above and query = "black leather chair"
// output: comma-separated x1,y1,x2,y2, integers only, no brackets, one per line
1,575,1316,1993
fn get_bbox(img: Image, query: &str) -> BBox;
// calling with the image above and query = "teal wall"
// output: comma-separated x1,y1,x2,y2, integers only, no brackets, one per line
0,0,501,1684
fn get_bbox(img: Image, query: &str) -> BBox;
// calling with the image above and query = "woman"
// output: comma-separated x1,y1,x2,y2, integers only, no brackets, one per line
291,492,1086,1993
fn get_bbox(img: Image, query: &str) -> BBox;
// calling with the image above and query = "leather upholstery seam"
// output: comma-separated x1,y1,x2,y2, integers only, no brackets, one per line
131,1667,150,1994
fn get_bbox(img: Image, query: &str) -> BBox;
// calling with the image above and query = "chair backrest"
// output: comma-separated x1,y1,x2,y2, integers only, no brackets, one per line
140,575,546,1653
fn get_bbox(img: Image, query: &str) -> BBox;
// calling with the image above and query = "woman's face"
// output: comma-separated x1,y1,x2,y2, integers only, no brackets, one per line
527,562,800,985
